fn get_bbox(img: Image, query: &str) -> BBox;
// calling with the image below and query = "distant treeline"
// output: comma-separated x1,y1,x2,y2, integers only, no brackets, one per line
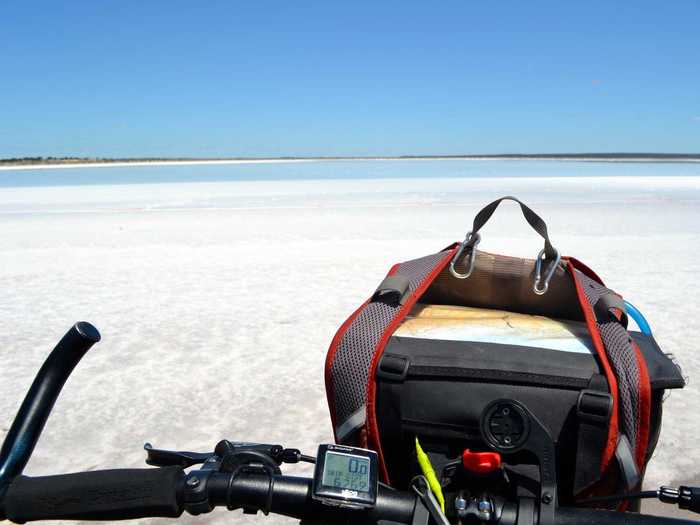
0,156,199,165
1,153,700,165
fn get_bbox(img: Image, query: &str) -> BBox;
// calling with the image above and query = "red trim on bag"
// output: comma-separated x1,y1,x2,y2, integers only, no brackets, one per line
632,340,652,469
388,264,401,276
325,299,369,441
440,241,461,252
568,257,652,482
324,264,401,441
568,264,619,473
566,257,605,285
366,247,459,484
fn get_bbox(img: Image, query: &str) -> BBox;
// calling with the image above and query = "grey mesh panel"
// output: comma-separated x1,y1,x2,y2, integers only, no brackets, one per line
577,270,642,457
330,251,450,441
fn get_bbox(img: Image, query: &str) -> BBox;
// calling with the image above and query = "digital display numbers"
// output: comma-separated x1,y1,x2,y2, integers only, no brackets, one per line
321,451,370,492
313,445,377,508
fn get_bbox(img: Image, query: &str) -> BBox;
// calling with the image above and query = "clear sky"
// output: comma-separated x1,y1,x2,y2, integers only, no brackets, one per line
1,1,699,158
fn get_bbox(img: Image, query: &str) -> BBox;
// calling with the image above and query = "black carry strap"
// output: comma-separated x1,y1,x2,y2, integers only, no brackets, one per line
465,196,557,260
594,291,629,329
615,434,641,491
573,374,613,495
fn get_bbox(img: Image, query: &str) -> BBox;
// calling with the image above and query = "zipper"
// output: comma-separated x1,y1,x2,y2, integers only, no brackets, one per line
406,364,591,390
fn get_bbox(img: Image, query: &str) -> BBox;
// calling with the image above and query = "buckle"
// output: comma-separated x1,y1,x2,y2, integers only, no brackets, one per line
377,354,410,382
372,275,411,306
576,390,613,424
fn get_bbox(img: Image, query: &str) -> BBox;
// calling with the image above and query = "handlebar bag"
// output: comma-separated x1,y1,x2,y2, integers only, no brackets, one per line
324,196,684,506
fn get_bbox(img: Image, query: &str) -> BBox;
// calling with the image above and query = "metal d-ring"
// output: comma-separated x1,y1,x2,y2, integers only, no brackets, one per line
449,232,481,279
533,248,561,295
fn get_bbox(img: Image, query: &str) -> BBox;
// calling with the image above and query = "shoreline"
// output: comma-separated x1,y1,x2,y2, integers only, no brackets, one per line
2,156,700,171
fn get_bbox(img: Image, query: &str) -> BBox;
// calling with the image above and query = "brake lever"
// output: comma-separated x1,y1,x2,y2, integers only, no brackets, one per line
144,443,213,468
144,441,311,469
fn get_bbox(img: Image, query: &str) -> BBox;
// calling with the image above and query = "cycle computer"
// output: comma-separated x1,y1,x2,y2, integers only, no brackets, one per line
312,444,378,509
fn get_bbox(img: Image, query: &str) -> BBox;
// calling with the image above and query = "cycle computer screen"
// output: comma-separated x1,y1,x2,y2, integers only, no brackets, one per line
312,444,378,508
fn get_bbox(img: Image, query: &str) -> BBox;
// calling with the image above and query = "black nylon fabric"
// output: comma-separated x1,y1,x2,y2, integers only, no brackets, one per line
466,196,557,259
574,374,612,494
594,291,629,328
330,251,450,440
577,270,643,460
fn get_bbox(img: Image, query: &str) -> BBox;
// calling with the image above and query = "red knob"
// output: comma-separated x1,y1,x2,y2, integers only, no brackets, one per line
462,449,502,474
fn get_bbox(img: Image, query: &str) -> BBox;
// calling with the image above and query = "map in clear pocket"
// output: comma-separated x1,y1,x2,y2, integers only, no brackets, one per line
395,304,595,354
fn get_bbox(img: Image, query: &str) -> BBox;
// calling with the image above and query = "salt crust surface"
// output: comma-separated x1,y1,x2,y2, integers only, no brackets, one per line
1,175,698,523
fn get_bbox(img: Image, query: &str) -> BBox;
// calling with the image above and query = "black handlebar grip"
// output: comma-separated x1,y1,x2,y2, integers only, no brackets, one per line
679,485,700,514
3,466,183,522
555,507,699,525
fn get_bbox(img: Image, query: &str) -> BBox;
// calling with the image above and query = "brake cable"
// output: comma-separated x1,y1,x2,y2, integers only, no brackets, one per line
579,490,659,504
579,486,700,515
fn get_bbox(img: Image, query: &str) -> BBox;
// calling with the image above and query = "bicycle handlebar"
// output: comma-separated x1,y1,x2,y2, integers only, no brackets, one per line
2,467,698,525
0,322,100,489
2,467,184,522
1,467,418,524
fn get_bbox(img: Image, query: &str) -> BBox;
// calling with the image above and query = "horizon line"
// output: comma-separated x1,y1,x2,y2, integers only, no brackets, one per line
2,153,700,171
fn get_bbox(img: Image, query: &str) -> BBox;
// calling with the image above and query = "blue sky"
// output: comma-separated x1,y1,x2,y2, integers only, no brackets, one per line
1,1,699,157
